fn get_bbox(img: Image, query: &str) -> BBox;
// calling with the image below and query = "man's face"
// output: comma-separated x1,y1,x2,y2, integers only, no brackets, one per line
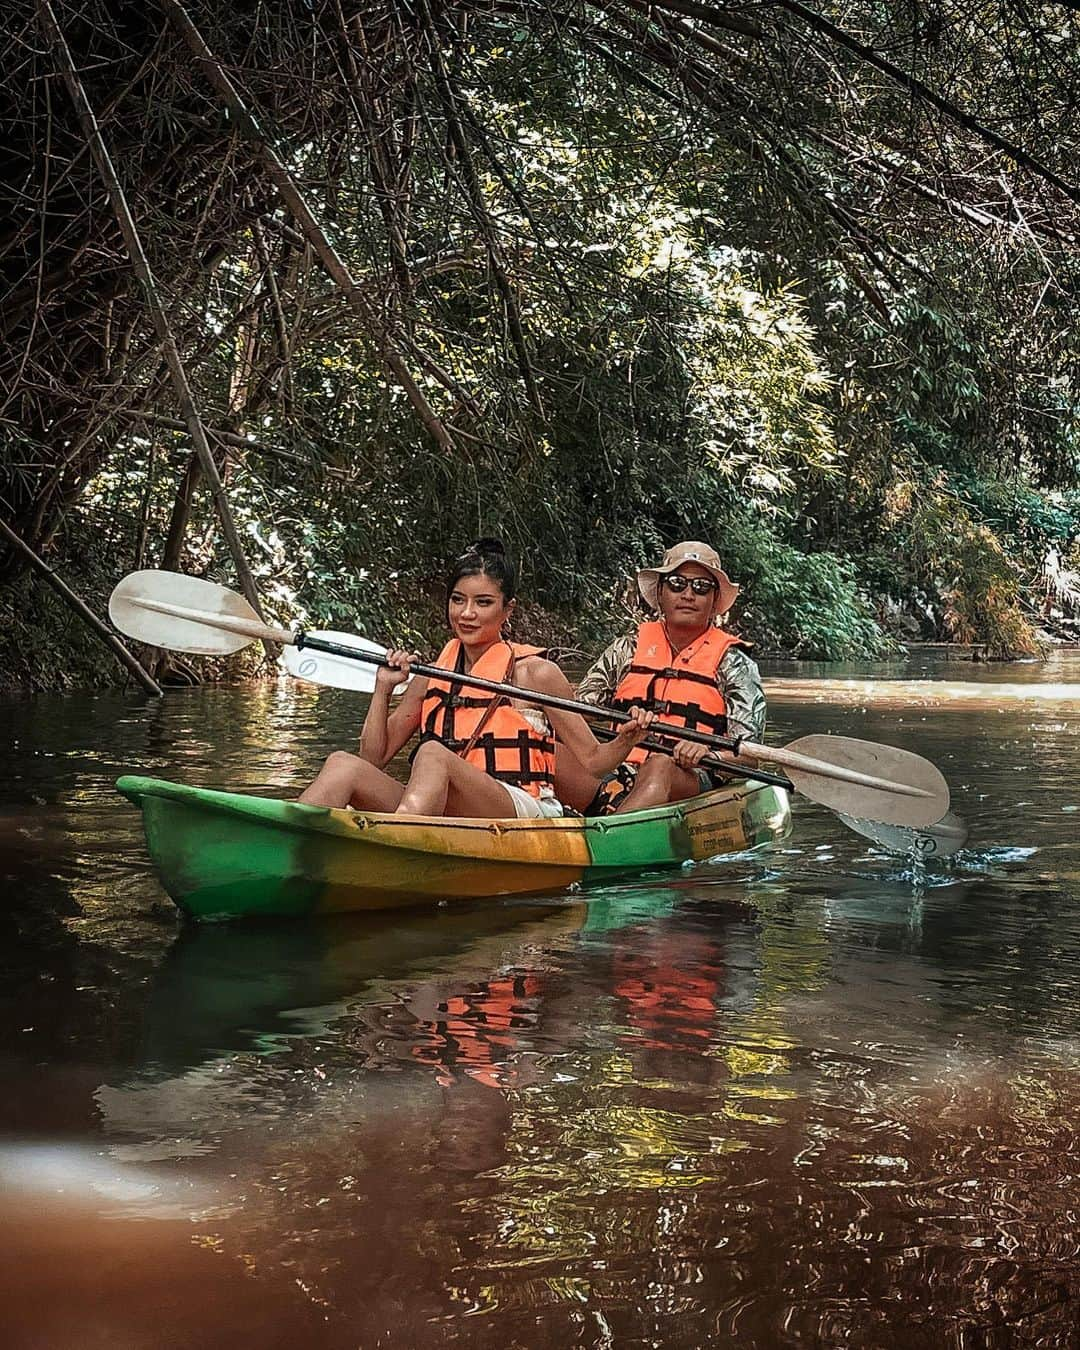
657,562,718,628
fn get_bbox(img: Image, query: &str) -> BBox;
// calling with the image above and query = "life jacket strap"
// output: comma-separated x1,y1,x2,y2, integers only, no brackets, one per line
610,694,728,735
650,700,728,733
625,662,718,690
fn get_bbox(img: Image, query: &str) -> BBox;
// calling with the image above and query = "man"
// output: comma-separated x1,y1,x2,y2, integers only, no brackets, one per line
559,541,766,814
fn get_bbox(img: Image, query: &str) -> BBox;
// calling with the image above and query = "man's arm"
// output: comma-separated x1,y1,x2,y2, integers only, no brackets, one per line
718,647,766,741
575,634,635,706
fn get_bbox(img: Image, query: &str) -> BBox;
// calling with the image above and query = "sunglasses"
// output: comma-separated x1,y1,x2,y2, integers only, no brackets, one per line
663,574,718,595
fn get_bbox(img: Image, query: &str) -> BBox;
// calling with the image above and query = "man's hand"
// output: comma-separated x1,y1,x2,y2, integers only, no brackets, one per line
672,738,710,770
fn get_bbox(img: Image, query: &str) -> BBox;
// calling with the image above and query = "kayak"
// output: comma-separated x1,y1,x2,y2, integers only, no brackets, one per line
116,775,792,922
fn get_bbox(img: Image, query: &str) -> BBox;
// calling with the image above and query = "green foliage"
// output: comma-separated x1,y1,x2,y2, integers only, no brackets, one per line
720,514,890,660
6,1,1080,685
881,471,1044,657
0,570,112,697
947,474,1080,549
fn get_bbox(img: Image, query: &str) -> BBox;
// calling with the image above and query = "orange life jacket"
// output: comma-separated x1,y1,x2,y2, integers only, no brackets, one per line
611,620,747,765
418,639,556,796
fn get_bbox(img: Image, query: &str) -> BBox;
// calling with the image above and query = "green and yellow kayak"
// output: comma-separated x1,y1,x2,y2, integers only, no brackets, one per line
116,775,791,922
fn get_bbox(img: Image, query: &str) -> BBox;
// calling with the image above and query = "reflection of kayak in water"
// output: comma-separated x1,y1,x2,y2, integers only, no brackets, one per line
136,901,589,1077
116,775,791,921
117,884,765,1131
137,885,731,1080
104,886,739,1144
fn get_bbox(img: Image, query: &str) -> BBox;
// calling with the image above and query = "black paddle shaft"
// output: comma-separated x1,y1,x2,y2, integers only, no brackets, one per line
298,631,759,760
590,725,793,791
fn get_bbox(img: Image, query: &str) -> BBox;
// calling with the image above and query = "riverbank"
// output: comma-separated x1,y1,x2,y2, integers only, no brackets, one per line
4,518,1073,698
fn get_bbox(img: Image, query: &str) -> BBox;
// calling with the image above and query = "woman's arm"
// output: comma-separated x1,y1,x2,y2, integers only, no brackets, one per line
359,653,426,768
518,657,650,778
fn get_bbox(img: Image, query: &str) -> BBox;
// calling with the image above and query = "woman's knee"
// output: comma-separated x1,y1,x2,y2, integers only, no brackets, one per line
412,740,453,767
324,749,361,774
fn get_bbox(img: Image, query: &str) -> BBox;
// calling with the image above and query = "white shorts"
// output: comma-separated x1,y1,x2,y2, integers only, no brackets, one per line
500,784,565,819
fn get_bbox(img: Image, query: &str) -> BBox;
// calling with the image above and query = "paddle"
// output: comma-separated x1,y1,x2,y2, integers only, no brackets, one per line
589,724,792,790
838,809,969,861
108,570,951,828
588,726,968,859
283,630,410,695
285,634,969,851
277,636,965,845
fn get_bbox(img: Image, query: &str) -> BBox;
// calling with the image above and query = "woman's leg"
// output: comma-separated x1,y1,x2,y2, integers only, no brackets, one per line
396,741,518,817
298,751,405,810
613,753,699,814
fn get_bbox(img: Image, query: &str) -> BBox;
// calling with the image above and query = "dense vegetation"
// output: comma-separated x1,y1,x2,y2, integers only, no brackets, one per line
3,0,1080,691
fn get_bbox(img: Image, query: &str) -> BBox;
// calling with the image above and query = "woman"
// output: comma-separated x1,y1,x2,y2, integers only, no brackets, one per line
299,540,651,818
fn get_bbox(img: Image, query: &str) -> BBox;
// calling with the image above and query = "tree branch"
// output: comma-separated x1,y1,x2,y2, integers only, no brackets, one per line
160,0,456,452
37,0,272,648
770,0,1080,204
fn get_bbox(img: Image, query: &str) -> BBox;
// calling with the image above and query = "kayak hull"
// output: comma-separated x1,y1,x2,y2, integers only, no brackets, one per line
116,775,792,921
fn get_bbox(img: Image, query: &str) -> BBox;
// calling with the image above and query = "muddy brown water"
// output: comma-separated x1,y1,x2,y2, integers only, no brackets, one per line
2,651,1079,1347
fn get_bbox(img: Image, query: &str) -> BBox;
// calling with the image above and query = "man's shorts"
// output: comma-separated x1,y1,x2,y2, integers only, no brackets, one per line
584,761,729,815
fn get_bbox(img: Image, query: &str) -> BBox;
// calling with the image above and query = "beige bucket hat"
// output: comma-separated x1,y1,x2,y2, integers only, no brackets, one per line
636,540,740,615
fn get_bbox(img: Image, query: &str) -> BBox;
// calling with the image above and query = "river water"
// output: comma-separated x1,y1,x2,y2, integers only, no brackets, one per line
1,652,1079,1347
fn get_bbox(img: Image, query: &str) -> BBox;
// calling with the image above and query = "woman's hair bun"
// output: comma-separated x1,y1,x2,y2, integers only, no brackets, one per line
466,537,505,557
447,536,517,603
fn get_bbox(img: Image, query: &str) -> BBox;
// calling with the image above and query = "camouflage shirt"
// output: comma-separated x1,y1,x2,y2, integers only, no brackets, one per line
576,631,766,741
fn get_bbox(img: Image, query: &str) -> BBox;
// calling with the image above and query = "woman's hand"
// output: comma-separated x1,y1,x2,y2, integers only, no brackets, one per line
375,649,417,693
672,738,709,770
615,705,655,746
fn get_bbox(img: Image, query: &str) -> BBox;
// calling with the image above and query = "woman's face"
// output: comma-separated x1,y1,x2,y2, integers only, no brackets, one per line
657,562,718,628
447,570,514,646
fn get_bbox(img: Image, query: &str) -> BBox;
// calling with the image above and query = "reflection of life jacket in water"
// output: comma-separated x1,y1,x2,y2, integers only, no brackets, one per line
411,973,543,1089
610,621,748,765
613,933,724,1051
418,640,556,797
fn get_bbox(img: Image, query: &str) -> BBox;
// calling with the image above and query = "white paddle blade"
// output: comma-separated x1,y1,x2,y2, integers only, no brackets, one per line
839,810,969,860
109,571,263,655
281,632,409,694
779,734,949,828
